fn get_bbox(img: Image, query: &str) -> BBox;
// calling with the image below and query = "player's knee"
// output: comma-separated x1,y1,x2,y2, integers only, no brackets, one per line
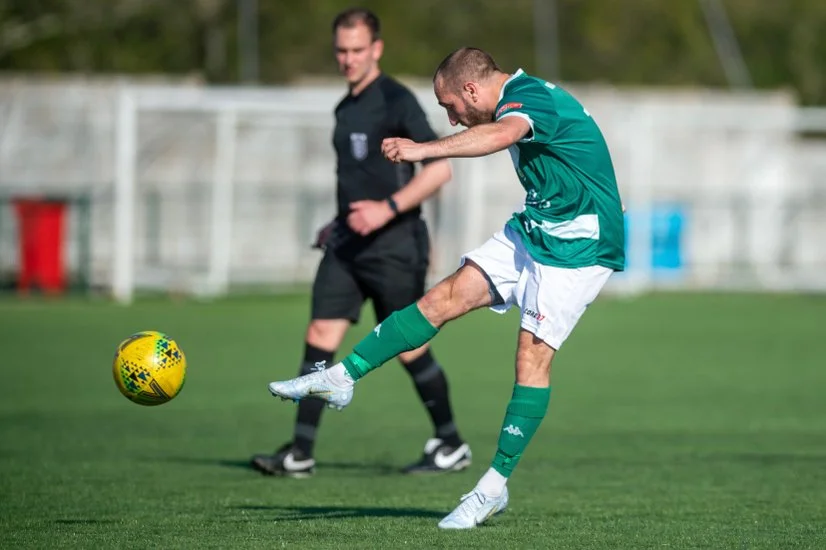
419,267,483,326
516,345,552,368
418,279,462,326
515,337,554,386
447,270,484,313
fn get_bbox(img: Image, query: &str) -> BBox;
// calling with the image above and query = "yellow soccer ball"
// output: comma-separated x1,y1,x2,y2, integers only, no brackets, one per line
113,331,187,406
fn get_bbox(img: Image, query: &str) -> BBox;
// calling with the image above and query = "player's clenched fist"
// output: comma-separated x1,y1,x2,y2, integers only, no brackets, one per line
381,137,426,163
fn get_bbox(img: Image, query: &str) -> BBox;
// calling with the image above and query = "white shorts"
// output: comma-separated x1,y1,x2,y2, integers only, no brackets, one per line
460,225,613,350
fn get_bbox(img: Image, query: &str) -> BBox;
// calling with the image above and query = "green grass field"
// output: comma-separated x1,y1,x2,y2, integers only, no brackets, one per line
1,292,825,548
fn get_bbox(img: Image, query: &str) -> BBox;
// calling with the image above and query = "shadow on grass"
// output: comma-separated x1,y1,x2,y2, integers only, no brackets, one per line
235,504,444,521
711,452,826,465
54,519,120,525
157,456,400,475
156,456,253,469
552,452,826,468
315,460,399,475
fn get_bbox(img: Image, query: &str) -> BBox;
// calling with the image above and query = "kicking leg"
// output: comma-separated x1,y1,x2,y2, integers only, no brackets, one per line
267,262,493,407
343,260,494,378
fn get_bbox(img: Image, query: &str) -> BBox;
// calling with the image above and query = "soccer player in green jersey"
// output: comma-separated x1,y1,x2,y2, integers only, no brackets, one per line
268,46,626,529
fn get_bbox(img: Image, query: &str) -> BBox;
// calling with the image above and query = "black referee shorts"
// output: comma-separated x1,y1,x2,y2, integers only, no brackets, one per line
311,219,430,324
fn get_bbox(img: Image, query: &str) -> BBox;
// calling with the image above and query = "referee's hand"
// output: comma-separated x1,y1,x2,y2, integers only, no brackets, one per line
312,220,337,249
347,200,395,236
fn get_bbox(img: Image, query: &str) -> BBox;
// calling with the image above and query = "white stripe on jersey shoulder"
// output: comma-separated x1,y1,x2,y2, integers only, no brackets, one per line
498,111,535,142
498,68,526,101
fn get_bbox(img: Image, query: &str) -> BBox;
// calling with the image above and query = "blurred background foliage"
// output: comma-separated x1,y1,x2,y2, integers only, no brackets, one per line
0,0,824,104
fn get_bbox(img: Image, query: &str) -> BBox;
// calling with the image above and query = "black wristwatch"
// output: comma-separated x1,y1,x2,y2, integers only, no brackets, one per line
386,197,400,216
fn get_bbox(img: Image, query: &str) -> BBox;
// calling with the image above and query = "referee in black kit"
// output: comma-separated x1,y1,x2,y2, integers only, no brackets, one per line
251,8,471,477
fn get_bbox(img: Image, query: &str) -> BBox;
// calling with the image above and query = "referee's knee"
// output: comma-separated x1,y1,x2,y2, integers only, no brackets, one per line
400,348,442,379
399,345,430,365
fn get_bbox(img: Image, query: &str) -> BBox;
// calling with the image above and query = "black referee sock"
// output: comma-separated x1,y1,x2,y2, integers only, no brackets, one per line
402,350,463,448
292,343,335,458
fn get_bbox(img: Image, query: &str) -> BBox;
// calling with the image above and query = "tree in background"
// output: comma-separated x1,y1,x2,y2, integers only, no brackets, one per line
0,0,824,104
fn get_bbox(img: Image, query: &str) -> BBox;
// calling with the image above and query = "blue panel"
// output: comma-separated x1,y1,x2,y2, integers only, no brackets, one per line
624,204,687,277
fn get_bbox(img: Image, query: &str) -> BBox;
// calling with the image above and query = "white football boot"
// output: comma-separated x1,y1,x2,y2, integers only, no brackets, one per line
268,364,353,411
437,487,509,529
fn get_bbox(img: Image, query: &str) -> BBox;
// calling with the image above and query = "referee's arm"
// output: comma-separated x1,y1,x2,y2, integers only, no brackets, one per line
347,157,451,235
348,90,452,235
388,158,451,215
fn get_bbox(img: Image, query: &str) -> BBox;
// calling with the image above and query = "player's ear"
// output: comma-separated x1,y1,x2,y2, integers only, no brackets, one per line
464,82,480,102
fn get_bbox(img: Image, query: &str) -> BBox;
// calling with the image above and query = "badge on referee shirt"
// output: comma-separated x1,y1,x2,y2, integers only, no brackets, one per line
349,132,368,161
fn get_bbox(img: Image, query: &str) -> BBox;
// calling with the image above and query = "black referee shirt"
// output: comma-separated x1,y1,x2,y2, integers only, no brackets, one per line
333,73,439,221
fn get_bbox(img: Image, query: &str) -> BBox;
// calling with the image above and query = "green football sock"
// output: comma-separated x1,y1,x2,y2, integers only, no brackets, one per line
342,303,438,381
491,384,551,477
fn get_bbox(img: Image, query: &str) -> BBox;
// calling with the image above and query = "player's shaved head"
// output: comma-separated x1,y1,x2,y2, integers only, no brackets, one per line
431,47,509,128
433,47,502,90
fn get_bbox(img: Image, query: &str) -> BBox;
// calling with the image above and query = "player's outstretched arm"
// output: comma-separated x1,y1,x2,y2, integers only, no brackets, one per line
382,116,530,164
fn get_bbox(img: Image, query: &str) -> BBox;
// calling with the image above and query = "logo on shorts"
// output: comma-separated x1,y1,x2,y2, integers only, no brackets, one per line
350,132,368,160
525,308,545,321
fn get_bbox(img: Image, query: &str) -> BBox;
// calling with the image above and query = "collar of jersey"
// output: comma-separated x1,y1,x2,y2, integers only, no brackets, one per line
499,68,525,101
351,71,384,99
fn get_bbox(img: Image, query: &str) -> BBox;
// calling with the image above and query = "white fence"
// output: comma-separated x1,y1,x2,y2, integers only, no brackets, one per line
1,77,825,301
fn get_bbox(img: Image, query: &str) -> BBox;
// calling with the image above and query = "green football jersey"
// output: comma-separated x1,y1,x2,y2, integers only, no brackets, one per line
496,69,625,271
